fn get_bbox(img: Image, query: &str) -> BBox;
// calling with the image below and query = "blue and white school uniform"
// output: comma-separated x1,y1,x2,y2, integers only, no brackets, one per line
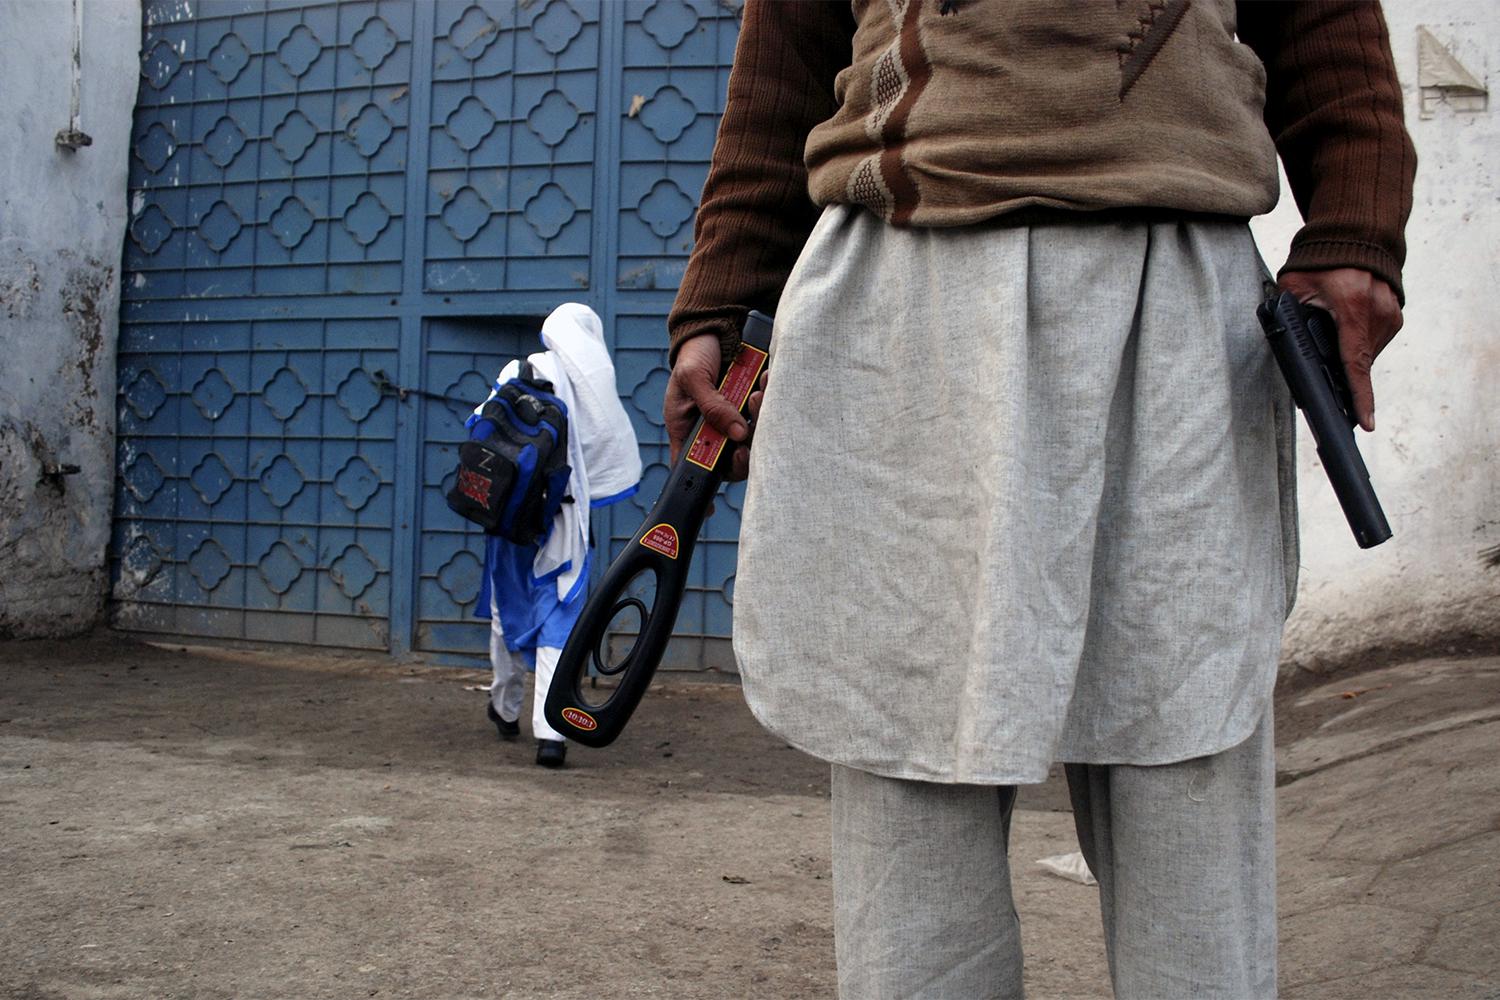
473,303,641,742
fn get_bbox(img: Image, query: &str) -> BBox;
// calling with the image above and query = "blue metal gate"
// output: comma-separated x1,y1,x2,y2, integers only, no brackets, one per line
113,0,745,667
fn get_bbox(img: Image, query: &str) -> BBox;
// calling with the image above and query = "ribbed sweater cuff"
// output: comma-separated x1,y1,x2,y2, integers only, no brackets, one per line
668,314,745,370
1280,237,1406,306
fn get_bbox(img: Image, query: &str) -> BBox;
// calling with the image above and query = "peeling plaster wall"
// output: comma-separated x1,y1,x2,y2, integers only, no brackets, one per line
1251,2,1500,676
0,1,141,638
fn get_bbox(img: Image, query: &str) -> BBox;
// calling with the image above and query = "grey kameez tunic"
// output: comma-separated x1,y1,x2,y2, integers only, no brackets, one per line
732,206,1298,785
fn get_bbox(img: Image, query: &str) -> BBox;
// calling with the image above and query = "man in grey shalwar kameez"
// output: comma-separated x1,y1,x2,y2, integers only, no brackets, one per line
663,2,1416,997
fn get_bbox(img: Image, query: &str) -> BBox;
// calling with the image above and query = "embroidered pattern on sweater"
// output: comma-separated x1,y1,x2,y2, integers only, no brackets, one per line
844,0,932,224
865,19,911,143
1117,0,1192,99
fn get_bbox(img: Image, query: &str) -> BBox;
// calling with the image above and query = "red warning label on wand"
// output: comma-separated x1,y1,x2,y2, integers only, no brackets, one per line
686,343,769,471
640,523,680,559
560,707,597,731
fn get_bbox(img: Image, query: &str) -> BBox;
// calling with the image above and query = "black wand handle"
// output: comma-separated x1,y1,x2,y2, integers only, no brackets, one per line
544,311,774,747
1257,292,1392,549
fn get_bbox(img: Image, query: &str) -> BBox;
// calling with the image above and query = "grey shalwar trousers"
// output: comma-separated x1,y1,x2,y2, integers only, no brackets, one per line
830,716,1277,999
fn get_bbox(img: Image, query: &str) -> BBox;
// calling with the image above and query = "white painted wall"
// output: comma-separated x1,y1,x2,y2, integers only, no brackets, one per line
1251,3,1500,675
0,0,140,638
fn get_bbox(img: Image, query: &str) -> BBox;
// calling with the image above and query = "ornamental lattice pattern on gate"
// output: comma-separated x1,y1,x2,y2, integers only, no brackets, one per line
114,0,745,666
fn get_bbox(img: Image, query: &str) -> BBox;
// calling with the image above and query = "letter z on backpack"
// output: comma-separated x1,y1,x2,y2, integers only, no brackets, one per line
446,360,572,545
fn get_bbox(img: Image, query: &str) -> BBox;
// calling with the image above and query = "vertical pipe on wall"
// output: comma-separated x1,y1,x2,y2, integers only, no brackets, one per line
69,0,83,130
55,0,93,151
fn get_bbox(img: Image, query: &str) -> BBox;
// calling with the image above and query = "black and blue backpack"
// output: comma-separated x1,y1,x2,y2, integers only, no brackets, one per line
446,360,572,545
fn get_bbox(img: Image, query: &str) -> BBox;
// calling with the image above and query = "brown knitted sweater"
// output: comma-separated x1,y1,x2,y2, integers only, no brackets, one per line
669,0,1416,361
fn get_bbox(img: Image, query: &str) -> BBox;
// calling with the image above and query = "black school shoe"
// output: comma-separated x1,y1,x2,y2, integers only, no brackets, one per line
486,702,520,741
536,739,566,768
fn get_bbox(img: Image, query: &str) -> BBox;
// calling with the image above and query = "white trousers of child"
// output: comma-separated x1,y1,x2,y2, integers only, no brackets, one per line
489,613,565,743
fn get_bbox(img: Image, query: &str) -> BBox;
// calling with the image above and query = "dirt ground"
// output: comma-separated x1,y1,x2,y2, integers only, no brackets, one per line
5,635,1499,999
0,635,1112,1000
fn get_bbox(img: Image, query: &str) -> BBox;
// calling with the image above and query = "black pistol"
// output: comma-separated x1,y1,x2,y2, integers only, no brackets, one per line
544,311,774,747
1257,291,1392,548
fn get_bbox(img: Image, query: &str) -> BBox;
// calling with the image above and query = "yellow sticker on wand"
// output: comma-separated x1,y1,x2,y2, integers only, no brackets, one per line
640,523,680,559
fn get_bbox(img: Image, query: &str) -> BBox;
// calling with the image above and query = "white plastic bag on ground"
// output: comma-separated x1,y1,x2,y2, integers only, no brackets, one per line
1036,851,1097,886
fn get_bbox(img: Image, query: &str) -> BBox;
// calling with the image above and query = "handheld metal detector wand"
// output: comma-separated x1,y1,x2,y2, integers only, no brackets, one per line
544,311,774,748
